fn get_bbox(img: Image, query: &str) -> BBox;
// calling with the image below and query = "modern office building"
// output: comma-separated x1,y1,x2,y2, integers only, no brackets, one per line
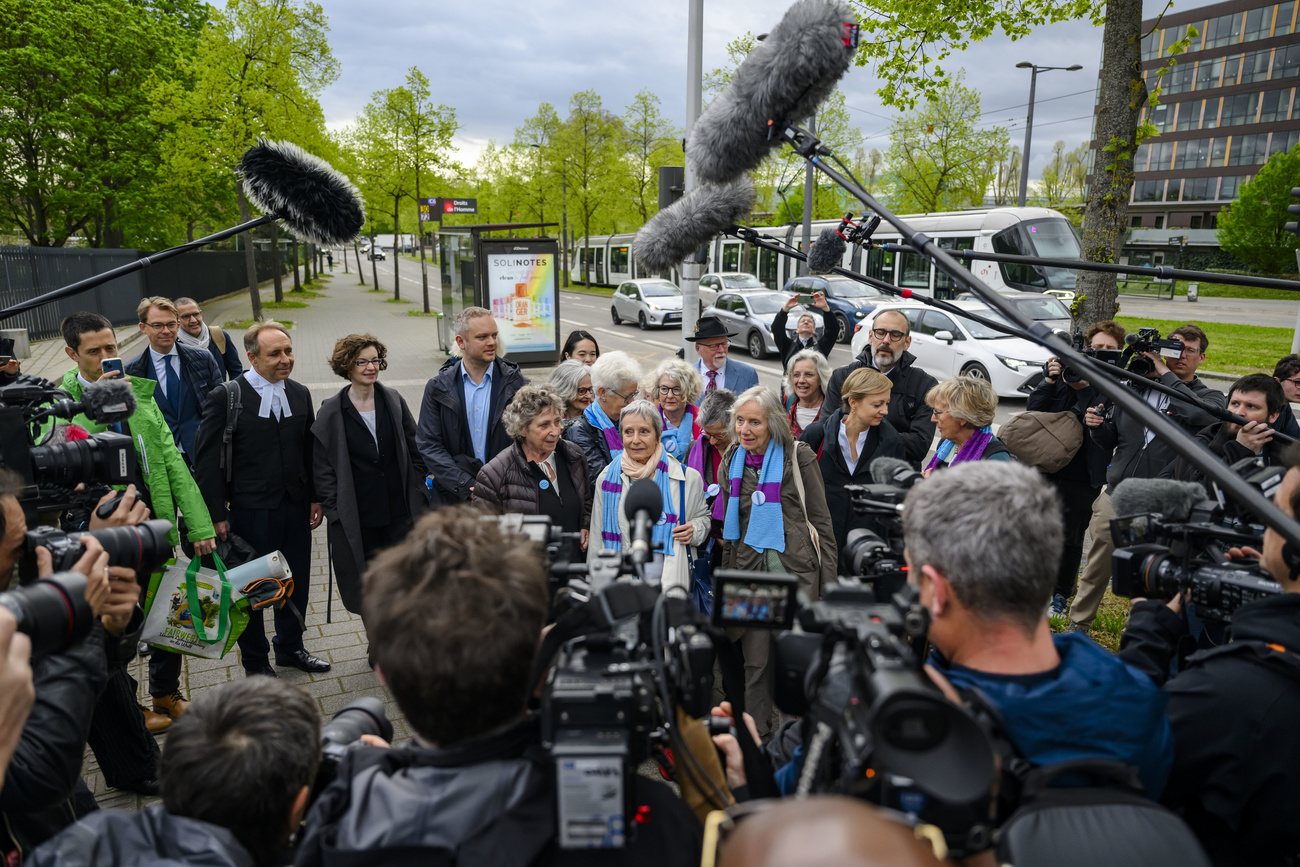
1114,0,1299,262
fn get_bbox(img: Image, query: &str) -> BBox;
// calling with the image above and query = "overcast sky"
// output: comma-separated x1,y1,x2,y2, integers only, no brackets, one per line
314,0,1223,187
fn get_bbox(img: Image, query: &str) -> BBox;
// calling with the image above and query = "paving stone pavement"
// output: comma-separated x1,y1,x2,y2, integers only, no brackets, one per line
76,267,490,811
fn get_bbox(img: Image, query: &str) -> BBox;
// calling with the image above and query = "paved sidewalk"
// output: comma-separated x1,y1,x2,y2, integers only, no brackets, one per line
80,267,470,811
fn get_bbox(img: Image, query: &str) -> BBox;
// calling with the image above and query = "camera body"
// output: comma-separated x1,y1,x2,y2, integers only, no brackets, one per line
1121,327,1186,378
25,519,175,574
313,696,394,797
1042,332,1125,385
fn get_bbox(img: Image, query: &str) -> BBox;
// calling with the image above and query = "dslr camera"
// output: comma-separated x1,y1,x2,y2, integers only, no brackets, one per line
1042,331,1124,385
1120,327,1186,378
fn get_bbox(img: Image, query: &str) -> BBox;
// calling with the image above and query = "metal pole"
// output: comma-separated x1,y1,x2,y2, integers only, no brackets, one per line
1017,67,1037,207
562,169,569,288
801,111,816,276
681,0,704,357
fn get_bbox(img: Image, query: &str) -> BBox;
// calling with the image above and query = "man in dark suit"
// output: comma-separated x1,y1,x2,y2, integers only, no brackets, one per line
416,307,527,504
689,315,759,406
194,321,329,676
175,296,243,381
128,296,223,460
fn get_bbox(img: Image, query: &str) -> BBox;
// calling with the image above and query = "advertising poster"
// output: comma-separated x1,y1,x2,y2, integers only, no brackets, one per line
483,240,559,360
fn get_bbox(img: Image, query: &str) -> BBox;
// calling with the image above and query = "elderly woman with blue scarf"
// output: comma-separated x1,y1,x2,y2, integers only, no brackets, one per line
587,399,709,591
647,358,704,463
714,386,837,738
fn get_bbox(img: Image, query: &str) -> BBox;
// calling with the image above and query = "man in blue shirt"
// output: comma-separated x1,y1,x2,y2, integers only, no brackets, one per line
902,461,1174,799
416,307,527,504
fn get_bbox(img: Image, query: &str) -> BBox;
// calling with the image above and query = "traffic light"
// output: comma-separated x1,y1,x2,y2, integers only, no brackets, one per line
1287,187,1300,238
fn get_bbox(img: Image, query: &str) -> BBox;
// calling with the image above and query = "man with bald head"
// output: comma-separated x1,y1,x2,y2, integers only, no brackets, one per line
822,308,938,467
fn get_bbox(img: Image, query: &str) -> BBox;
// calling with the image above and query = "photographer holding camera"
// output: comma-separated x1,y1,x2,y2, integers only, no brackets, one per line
1118,444,1300,865
1069,325,1226,633
296,507,702,867
1028,321,1125,616
29,677,321,867
1162,374,1286,489
904,462,1174,798
0,469,144,863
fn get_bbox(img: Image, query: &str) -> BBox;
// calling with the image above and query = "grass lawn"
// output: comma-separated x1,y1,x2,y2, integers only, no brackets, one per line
565,283,615,297
1113,315,1291,375
1049,588,1132,654
263,300,308,310
386,297,411,304
287,289,324,299
406,309,439,317
224,318,293,330
1120,277,1300,301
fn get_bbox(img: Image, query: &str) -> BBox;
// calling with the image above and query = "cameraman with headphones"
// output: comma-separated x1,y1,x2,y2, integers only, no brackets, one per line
295,507,703,867
1119,444,1300,865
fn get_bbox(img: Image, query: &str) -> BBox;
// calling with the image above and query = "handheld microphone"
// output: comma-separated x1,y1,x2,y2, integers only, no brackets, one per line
686,0,859,186
239,139,366,246
623,478,665,571
633,178,755,273
807,226,848,274
1111,478,1209,522
868,456,924,489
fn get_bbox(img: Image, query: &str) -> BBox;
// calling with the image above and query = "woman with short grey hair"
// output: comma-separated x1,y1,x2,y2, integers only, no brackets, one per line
564,351,642,490
714,385,836,739
923,375,1012,473
687,389,736,499
474,384,591,551
646,358,705,463
588,399,708,591
783,348,833,438
547,359,593,426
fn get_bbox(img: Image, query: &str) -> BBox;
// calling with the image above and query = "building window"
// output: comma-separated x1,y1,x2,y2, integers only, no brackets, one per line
1174,138,1212,169
1151,140,1176,170
1270,129,1300,157
1154,216,1165,229
1132,215,1143,228
1190,215,1203,229
1221,93,1260,126
1274,44,1300,79
1278,1,1296,36
1134,179,1165,202
1260,88,1293,122
1166,62,1197,94
1183,177,1215,201
1166,178,1183,201
1205,12,1243,48
1241,49,1273,83
1244,7,1271,41
1196,57,1224,90
1212,137,1229,165
1228,134,1270,165
1175,100,1204,130
1142,31,1161,61
1218,175,1248,200
1134,143,1151,171
1203,97,1222,129
1148,102,1174,132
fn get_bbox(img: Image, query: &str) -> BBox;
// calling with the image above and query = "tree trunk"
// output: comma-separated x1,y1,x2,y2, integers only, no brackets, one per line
270,222,283,303
355,242,365,285
369,236,379,289
237,185,263,322
1075,0,1145,329
393,196,401,301
306,243,314,284
292,238,302,291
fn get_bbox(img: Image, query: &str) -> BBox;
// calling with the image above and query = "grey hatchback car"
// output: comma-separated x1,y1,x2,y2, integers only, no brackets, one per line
610,279,684,330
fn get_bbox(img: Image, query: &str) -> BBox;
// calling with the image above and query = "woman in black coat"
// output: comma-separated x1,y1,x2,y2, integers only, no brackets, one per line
312,335,429,614
473,384,591,550
800,367,906,574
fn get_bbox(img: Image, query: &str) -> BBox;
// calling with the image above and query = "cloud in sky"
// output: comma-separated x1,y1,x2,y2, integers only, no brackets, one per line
315,0,1224,185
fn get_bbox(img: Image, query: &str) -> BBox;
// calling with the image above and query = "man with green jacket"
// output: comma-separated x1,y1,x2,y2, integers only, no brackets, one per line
59,312,216,735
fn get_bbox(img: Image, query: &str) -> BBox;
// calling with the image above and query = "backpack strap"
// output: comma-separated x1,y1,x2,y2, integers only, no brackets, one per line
220,380,242,483
210,325,227,354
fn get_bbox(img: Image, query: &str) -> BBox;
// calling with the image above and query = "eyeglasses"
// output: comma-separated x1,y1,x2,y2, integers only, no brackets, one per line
146,321,179,331
353,357,383,368
698,341,729,351
610,388,636,403
179,312,203,321
1284,376,1300,388
576,386,594,397
658,385,682,396
871,328,907,342
704,429,728,442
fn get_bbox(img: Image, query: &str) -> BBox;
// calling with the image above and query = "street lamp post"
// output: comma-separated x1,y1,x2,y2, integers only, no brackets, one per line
530,143,570,288
1015,62,1083,207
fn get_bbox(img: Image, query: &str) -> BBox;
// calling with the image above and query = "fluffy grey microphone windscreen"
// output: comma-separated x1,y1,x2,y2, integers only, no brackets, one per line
687,0,857,186
633,179,756,273
1111,478,1209,522
239,139,366,247
868,456,913,487
808,227,847,273
80,377,137,424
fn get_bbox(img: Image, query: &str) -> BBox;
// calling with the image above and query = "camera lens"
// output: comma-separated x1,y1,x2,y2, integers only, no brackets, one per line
85,519,174,574
0,573,94,655
321,696,393,750
30,434,133,489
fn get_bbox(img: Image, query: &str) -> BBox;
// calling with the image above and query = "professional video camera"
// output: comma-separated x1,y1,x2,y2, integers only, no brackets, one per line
313,696,394,796
838,458,925,599
1108,463,1285,622
1120,327,1186,378
0,375,138,516
1043,331,1124,385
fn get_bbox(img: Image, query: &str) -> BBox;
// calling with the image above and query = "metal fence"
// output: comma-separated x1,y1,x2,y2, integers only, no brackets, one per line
0,247,286,340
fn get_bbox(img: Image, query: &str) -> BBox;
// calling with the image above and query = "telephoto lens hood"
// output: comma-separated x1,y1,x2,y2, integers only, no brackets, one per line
0,572,94,655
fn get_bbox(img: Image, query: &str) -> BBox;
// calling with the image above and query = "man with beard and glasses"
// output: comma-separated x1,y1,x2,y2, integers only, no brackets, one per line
820,309,938,468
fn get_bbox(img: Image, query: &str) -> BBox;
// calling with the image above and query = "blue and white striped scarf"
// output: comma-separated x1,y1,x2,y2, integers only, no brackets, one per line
583,402,623,461
717,442,785,553
600,452,679,557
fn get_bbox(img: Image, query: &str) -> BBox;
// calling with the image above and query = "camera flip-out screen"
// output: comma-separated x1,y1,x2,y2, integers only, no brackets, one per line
711,571,797,629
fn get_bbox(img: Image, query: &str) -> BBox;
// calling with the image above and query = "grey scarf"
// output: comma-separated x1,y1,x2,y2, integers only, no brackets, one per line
176,323,212,351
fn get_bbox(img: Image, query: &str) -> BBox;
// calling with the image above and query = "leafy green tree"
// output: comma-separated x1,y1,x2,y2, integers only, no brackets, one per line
152,0,338,319
1034,140,1090,208
555,90,623,284
513,104,562,226
885,77,1008,213
622,91,681,224
1217,146,1300,274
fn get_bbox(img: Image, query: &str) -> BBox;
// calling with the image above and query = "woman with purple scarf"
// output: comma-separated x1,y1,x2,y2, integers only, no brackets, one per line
921,376,1013,478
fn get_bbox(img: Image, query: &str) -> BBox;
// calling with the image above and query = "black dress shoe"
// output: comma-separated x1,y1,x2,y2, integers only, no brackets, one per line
120,777,160,796
274,648,331,673
244,663,278,678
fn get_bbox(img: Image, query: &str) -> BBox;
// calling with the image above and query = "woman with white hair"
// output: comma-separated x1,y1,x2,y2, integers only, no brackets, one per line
547,359,594,427
563,350,642,489
783,348,832,438
922,375,1012,477
714,386,836,737
647,358,704,463
588,400,709,590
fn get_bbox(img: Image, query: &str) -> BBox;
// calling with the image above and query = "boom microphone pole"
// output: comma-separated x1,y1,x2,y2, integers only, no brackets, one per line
0,140,365,322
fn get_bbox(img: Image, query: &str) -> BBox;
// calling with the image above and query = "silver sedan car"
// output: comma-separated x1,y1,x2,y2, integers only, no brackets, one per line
703,290,813,359
610,279,683,330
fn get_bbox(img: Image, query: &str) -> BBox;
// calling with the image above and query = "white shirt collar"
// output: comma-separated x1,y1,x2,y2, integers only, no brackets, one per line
244,368,293,419
77,372,95,390
150,345,178,360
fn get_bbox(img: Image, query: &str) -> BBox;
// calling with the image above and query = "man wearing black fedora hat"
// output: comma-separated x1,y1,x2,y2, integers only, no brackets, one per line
687,315,759,406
